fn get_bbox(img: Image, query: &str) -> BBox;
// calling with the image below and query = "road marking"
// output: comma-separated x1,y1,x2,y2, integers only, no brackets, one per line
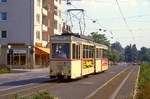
133,66,140,99
109,67,134,99
84,66,130,99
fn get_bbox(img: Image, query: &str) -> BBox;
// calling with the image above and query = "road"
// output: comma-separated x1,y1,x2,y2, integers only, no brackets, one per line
0,68,49,91
0,64,139,99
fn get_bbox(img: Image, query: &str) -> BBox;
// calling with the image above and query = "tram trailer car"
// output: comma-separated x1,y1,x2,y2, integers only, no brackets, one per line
49,34,108,79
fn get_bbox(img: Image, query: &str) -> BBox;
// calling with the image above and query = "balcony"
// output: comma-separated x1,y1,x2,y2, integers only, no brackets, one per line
54,0,59,8
42,24,48,32
42,8,48,16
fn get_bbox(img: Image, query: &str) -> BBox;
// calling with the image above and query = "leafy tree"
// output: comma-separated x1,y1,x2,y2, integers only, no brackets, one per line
131,44,138,62
90,32,110,46
111,41,123,53
111,42,124,61
138,47,150,62
125,45,132,62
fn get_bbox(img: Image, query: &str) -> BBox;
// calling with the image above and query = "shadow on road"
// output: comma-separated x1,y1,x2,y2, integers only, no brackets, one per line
0,77,52,87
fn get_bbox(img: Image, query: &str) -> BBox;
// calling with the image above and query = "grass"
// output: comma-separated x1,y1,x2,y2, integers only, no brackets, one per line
13,92,58,99
0,65,10,74
137,63,150,99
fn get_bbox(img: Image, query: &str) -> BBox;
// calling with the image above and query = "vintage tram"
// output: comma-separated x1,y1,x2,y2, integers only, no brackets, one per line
49,33,108,79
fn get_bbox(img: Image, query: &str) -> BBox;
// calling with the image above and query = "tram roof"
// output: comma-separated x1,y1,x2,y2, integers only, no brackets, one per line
50,33,93,42
50,33,108,50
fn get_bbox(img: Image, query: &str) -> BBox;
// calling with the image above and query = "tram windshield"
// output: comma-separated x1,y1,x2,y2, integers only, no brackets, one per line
52,43,70,59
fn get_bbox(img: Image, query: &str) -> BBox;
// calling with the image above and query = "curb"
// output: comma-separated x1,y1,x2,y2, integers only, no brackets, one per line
133,65,140,99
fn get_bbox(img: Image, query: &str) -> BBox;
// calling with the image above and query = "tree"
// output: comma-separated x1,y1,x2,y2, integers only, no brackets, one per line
111,42,124,61
131,44,138,62
138,47,150,62
111,41,123,53
90,32,110,46
125,45,132,62
124,44,139,63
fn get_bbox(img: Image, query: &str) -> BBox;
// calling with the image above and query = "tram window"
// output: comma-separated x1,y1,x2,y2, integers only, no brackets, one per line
76,45,78,59
102,50,107,58
72,44,76,59
83,45,86,58
52,43,70,58
90,46,94,58
72,44,80,59
96,48,102,58
86,46,88,58
96,48,98,58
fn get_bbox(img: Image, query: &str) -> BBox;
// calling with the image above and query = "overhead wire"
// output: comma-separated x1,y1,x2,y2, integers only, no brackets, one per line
62,0,122,41
115,0,136,42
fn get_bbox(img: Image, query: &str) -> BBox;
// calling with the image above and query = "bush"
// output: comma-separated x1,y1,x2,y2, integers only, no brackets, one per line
32,92,57,99
0,65,10,74
137,63,150,99
13,92,57,99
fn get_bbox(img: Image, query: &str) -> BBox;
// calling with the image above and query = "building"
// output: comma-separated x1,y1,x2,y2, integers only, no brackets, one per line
0,0,62,68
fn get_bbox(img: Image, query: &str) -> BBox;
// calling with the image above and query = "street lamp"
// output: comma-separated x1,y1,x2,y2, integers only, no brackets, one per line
0,44,1,56
8,45,12,69
28,45,31,69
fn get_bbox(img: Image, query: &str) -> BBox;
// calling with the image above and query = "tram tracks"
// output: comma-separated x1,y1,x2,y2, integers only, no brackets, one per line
85,65,136,99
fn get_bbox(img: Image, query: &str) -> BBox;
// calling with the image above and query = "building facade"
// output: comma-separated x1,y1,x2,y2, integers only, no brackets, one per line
0,0,62,68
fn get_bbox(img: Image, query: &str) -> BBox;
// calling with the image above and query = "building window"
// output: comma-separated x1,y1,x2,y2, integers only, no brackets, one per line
36,31,40,40
36,14,40,24
59,10,61,18
54,20,57,29
0,0,7,3
37,0,40,6
1,30,7,38
0,12,7,20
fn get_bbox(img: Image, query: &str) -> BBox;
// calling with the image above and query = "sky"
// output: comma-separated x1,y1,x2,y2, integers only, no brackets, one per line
62,0,150,49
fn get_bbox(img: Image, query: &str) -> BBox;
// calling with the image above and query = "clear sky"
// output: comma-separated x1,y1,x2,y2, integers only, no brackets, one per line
62,0,150,49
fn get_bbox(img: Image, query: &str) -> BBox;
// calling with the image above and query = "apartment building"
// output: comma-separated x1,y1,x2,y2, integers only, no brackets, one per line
0,0,62,68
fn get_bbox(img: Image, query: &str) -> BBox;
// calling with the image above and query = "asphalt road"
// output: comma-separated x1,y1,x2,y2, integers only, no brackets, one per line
0,63,139,99
0,68,50,91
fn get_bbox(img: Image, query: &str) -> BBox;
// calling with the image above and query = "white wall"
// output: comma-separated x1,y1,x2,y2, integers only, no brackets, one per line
0,0,34,45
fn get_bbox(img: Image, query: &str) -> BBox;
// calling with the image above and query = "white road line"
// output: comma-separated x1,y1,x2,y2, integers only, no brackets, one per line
133,66,140,99
109,67,134,99
84,66,130,99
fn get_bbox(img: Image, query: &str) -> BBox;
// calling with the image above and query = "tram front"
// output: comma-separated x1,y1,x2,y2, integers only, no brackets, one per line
49,36,71,79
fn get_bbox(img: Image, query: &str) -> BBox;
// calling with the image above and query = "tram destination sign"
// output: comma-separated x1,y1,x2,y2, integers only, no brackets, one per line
50,36,71,41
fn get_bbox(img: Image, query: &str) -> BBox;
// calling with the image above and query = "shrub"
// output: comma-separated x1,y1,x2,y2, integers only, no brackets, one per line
13,92,57,99
0,65,10,74
137,63,150,99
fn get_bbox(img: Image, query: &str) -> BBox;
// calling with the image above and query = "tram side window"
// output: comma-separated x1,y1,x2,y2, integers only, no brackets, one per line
102,50,107,58
52,43,70,58
83,45,94,59
89,46,94,58
83,45,86,58
72,44,80,59
96,48,102,58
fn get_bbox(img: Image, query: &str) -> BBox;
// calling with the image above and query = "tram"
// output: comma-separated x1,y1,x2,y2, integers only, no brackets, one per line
49,33,108,79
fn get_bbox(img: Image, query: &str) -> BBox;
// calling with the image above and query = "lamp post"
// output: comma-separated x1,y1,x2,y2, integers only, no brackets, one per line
8,45,12,69
28,45,31,69
0,44,1,56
